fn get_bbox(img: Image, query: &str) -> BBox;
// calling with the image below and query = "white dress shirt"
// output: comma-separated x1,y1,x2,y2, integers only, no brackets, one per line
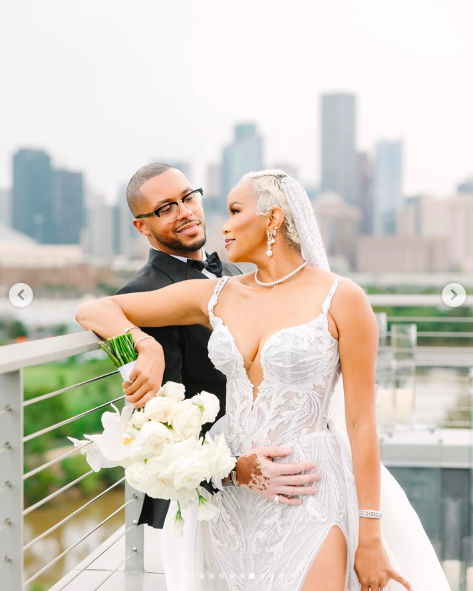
151,246,218,279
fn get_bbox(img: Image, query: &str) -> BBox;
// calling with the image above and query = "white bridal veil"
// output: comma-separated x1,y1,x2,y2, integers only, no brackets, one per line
161,173,450,590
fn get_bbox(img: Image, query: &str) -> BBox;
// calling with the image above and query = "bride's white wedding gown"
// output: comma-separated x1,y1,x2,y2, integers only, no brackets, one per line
161,275,450,591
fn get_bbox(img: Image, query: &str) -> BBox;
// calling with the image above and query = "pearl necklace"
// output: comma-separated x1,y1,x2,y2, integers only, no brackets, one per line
254,261,308,287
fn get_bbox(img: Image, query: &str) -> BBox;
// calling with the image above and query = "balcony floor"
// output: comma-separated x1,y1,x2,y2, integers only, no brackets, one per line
50,524,167,591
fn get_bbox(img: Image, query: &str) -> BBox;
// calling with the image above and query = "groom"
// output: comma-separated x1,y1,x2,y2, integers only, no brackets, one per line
116,163,241,528
117,163,318,529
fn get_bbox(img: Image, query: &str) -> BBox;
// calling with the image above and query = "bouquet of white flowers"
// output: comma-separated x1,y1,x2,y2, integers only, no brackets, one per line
69,381,236,536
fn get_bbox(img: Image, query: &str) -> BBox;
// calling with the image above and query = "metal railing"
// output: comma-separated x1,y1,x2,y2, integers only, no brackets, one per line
0,332,145,591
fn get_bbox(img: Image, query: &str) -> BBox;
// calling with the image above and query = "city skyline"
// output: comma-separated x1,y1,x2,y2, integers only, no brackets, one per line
1,0,471,202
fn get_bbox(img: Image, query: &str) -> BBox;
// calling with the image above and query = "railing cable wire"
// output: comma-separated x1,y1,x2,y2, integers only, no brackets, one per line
22,496,137,587
23,395,125,443
92,547,138,590
23,477,126,550
23,441,93,480
50,524,137,591
23,371,119,407
23,470,94,516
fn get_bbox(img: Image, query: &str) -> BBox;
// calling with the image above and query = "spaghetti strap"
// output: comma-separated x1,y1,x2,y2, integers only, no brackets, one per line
208,275,231,326
322,276,350,316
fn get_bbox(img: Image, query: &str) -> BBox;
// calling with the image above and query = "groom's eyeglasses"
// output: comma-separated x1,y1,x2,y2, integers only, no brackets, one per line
135,188,203,224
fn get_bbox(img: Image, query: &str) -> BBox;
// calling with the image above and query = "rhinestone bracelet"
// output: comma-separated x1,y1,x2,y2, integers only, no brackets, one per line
359,510,383,519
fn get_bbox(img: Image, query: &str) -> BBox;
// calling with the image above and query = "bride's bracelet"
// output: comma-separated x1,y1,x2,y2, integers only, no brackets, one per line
359,509,383,519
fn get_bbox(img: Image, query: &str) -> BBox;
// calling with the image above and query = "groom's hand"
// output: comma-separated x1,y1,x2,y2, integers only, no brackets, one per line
235,446,321,505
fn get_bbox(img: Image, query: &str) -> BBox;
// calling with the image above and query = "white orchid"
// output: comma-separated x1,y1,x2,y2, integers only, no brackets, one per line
67,435,119,472
97,406,145,465
190,391,220,424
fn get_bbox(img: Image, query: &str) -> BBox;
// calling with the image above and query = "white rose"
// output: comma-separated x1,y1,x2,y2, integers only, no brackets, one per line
210,433,237,480
158,381,186,402
131,410,149,429
125,462,155,493
146,476,179,501
190,391,220,424
170,401,203,441
140,421,174,457
160,455,211,490
144,396,179,423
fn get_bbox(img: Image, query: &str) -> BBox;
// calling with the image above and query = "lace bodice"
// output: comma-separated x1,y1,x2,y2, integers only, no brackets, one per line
207,275,349,455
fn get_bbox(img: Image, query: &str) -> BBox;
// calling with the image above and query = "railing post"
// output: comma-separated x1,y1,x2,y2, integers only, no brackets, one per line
0,370,24,590
124,482,144,571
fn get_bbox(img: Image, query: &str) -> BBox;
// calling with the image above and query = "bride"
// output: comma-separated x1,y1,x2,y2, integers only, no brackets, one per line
75,170,449,590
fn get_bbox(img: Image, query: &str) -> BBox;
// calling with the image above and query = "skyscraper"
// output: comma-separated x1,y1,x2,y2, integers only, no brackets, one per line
320,93,357,206
0,189,11,227
222,124,263,198
53,168,85,244
114,183,137,257
356,151,374,235
12,148,54,243
373,139,403,235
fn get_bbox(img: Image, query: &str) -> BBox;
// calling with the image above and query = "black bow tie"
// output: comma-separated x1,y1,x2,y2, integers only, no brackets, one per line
187,251,223,277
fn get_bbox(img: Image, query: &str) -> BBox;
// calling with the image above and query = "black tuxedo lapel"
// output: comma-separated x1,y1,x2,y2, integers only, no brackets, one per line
147,247,240,282
147,247,208,282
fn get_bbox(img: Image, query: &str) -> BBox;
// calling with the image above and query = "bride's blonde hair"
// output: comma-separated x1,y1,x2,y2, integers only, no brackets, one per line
241,169,302,250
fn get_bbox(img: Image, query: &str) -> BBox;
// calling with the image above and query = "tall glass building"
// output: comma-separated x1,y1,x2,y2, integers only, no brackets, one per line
320,93,358,206
373,138,404,235
222,124,263,199
12,148,54,243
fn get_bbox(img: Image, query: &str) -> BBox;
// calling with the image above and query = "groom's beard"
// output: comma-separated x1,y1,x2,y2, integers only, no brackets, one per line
150,224,207,254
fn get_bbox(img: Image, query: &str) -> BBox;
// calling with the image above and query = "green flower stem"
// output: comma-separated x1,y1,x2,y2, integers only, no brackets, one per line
100,334,138,367
196,488,207,505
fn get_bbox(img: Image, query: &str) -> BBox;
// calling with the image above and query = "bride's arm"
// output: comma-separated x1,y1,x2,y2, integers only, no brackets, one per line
75,278,217,337
335,281,412,590
75,279,218,407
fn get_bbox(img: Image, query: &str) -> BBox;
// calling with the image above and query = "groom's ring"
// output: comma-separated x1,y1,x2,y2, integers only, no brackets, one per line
146,393,152,401
274,495,280,504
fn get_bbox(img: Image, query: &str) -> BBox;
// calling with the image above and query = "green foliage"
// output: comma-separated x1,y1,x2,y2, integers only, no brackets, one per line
8,319,29,339
60,454,103,495
24,468,58,505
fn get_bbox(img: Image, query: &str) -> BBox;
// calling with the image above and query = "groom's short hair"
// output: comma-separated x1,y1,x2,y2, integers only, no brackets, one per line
126,162,177,216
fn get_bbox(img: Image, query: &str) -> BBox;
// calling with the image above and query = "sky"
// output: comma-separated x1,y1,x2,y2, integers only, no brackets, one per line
1,0,472,203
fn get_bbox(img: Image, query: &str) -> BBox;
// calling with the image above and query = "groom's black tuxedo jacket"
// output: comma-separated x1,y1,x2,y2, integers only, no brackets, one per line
116,247,242,529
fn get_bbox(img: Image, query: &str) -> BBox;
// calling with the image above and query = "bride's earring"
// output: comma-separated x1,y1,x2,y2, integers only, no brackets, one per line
266,228,278,257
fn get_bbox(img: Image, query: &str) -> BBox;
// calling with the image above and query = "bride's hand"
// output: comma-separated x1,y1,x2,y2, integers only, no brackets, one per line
123,338,165,409
235,446,321,506
354,538,413,590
